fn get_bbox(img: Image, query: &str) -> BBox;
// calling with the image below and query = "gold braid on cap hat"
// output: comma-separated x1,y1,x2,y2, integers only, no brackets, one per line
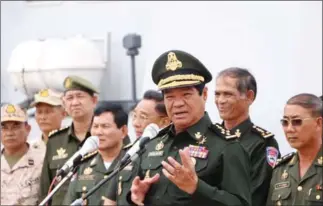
157,74,205,88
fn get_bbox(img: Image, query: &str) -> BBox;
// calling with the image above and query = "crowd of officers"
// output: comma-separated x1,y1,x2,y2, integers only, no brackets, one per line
1,49,322,206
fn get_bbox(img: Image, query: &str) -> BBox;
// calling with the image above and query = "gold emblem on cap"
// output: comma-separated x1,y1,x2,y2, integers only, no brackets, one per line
6,104,16,113
64,77,72,88
84,167,93,175
166,52,182,71
39,89,49,97
281,170,288,180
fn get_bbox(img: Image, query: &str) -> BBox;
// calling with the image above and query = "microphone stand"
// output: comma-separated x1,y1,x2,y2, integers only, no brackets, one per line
70,147,147,206
39,166,79,206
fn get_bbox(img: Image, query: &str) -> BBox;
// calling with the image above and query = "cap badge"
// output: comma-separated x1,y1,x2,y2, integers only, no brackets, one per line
166,52,182,71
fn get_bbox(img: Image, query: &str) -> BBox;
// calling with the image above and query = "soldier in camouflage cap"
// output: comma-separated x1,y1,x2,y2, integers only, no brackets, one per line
39,75,99,206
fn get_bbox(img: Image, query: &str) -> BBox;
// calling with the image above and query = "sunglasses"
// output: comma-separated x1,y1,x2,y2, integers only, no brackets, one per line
280,117,313,127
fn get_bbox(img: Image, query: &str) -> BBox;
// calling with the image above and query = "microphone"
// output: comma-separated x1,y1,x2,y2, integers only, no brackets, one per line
56,136,99,178
120,123,159,165
70,135,152,206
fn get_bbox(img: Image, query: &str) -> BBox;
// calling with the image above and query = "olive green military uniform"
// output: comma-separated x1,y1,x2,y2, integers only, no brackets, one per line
39,75,99,206
63,148,126,205
266,146,323,206
105,139,140,205
225,118,280,206
39,125,92,205
126,113,251,205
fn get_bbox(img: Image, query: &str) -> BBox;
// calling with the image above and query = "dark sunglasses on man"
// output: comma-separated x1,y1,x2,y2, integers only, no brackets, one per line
280,117,314,127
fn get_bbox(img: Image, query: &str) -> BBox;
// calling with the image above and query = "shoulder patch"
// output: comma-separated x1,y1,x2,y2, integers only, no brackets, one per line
81,150,98,162
210,123,238,140
252,125,274,138
274,152,295,168
48,126,69,137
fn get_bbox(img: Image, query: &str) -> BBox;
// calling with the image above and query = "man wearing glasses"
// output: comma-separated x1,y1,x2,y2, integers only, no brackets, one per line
214,67,280,206
266,93,323,206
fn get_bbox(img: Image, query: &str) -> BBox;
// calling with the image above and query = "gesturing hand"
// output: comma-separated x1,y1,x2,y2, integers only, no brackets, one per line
161,147,198,194
130,174,160,206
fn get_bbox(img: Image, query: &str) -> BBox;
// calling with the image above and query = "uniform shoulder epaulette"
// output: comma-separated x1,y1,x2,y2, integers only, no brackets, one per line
274,152,295,168
81,150,98,162
252,125,274,138
210,123,238,140
48,126,69,137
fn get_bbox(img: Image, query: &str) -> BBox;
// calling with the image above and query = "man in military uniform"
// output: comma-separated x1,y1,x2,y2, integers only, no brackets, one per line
124,50,252,206
102,90,170,206
1,104,46,205
214,67,280,206
63,102,129,205
132,89,171,138
266,93,323,206
39,75,99,205
31,88,65,145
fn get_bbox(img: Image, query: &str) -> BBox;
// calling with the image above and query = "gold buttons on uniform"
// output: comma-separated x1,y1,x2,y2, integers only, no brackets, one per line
316,195,321,200
82,186,87,191
276,200,281,206
297,186,303,191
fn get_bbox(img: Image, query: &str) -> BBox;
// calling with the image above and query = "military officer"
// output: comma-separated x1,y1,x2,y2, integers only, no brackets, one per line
31,88,65,145
102,90,170,206
1,104,45,205
214,67,281,206
124,50,252,206
266,93,323,206
63,102,129,205
39,75,99,206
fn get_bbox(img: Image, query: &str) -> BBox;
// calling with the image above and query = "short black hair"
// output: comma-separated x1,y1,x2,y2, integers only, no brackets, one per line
94,101,128,128
287,93,322,118
217,67,257,100
143,90,168,116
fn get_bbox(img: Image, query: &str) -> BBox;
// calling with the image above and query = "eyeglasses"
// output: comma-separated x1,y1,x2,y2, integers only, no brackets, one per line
131,112,149,122
280,117,313,127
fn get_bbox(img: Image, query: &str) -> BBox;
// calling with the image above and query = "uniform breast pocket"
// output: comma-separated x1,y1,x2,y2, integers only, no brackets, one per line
141,157,163,174
306,190,323,206
49,160,66,173
271,188,291,206
194,158,208,174
75,180,96,195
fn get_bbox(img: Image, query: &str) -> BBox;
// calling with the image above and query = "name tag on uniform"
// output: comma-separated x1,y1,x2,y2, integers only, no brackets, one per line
275,181,290,190
148,151,164,157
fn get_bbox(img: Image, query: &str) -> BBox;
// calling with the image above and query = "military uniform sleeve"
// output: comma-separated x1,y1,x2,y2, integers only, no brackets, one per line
39,143,52,202
251,137,280,206
192,142,252,206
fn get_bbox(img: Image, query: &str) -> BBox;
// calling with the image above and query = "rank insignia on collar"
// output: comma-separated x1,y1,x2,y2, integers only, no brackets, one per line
188,144,209,159
84,167,93,175
281,170,288,180
155,141,164,151
195,132,202,140
235,129,241,137
52,147,68,160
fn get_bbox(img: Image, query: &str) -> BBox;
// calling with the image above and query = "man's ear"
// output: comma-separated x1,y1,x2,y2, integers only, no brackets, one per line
120,125,128,139
202,86,208,102
246,90,255,104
